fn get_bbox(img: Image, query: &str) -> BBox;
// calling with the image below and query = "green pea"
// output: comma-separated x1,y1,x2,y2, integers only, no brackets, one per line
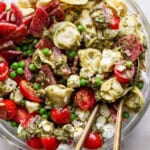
17,67,24,75
21,100,26,106
95,78,102,87
10,71,17,79
71,113,76,121
33,83,41,90
42,114,49,119
77,25,85,32
29,64,37,71
19,61,26,68
21,45,28,51
15,46,21,51
123,111,130,119
27,50,32,56
80,78,88,87
137,82,144,90
126,61,133,69
98,17,105,23
10,121,18,127
40,108,47,115
69,50,76,58
23,52,28,57
11,62,19,70
32,39,38,45
42,48,49,55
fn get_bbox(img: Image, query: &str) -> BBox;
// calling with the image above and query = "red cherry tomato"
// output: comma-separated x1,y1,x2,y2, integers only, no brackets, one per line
0,56,9,81
84,132,103,149
50,107,71,125
114,61,135,83
109,16,120,30
74,88,96,110
27,137,43,149
0,100,17,120
13,107,29,123
19,80,42,103
21,112,37,129
41,136,59,150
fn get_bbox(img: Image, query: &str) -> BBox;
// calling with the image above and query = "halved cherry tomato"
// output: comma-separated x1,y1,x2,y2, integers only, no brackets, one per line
0,56,9,81
109,16,120,30
19,80,42,103
84,132,103,149
13,107,29,123
50,107,71,125
27,137,43,149
114,61,135,83
0,2,6,14
0,100,17,120
21,112,37,129
74,88,96,110
41,136,59,150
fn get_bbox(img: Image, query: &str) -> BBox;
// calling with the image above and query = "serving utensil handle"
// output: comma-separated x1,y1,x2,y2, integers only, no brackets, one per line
113,100,124,150
75,104,100,150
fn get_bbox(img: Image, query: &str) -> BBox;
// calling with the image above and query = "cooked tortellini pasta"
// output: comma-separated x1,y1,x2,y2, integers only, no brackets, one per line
78,48,102,78
37,49,70,76
36,0,52,7
78,9,99,48
100,77,126,103
0,78,17,96
45,85,73,108
79,9,96,35
18,0,31,8
105,0,127,17
59,0,88,5
50,22,81,50
124,87,144,111
99,49,122,73
119,14,145,43
102,28,119,40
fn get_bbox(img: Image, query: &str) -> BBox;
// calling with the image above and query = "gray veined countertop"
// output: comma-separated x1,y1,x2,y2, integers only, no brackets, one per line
0,0,150,149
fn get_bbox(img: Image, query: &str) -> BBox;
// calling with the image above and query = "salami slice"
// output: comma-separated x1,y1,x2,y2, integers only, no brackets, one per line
4,24,27,44
0,2,6,14
36,37,53,49
116,34,144,61
23,15,33,27
24,57,33,81
0,12,7,23
29,7,49,37
0,50,22,64
44,0,59,13
10,3,23,26
0,23,17,38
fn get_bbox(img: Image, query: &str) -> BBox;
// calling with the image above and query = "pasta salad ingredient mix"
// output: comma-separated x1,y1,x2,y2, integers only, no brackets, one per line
0,0,146,149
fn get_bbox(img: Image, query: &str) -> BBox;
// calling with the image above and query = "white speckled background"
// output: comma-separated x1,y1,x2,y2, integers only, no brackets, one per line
0,0,150,149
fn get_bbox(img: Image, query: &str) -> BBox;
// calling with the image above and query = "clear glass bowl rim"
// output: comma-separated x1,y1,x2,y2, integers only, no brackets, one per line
0,0,150,149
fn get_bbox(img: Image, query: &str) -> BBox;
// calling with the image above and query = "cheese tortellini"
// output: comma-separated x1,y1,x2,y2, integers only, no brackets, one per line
124,87,144,111
60,0,88,5
105,0,127,17
51,22,81,50
119,14,145,42
78,48,101,78
100,77,126,103
45,85,73,108
99,49,122,73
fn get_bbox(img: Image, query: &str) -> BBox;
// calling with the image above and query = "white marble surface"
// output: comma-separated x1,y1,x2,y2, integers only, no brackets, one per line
0,0,150,150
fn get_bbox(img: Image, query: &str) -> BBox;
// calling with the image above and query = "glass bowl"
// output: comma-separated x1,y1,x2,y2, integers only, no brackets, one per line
0,0,150,149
